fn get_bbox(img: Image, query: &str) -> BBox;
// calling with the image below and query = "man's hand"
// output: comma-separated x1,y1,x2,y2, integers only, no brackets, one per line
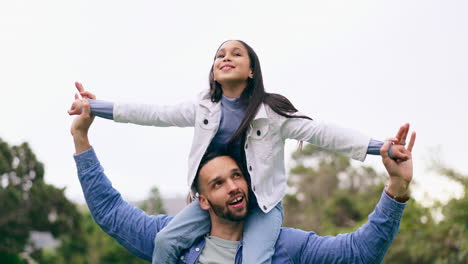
380,123,416,199
388,123,411,161
71,99,94,154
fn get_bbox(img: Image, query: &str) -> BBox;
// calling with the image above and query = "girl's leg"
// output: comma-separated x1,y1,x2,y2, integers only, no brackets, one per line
242,202,283,264
153,200,210,264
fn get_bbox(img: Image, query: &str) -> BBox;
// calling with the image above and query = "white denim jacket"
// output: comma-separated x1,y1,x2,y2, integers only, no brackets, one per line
114,90,370,213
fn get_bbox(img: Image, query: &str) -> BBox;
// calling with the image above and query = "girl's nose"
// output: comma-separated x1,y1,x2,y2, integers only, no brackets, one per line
223,54,231,61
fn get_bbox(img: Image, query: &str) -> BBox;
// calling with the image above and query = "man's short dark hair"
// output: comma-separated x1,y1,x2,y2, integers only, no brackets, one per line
191,151,238,196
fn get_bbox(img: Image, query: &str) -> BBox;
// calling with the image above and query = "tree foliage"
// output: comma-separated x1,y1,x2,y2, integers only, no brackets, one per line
0,138,80,259
284,143,467,263
140,186,167,215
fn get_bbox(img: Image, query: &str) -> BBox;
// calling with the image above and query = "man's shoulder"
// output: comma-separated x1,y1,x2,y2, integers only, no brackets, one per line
153,214,175,230
277,228,313,252
277,227,312,244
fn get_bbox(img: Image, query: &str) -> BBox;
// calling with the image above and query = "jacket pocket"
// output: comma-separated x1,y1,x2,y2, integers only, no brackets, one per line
250,119,269,140
195,107,219,131
248,120,273,160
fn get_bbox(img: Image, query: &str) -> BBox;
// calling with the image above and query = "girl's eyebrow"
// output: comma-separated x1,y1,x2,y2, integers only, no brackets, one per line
217,47,243,53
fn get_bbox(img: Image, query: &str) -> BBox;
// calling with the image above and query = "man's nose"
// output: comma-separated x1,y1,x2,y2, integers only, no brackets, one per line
226,179,239,193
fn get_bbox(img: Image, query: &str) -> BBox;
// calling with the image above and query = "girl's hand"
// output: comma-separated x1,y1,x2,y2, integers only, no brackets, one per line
75,81,96,100
67,82,97,115
68,93,84,115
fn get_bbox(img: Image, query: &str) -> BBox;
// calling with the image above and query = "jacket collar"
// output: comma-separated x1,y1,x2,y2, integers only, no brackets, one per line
253,103,268,120
198,90,267,120
199,91,219,112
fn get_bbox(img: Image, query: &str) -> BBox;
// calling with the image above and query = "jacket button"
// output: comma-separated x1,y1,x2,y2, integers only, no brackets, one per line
249,166,252,171
203,119,208,125
195,247,200,252
257,130,261,136
263,205,267,210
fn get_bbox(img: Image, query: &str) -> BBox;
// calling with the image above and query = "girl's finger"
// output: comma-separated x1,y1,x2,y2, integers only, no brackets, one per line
80,91,96,100
75,82,85,93
380,139,393,159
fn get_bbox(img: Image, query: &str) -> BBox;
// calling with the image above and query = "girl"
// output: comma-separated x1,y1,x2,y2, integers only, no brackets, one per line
69,40,408,264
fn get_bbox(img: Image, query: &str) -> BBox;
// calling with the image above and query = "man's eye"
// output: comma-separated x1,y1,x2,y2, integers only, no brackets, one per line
234,173,242,178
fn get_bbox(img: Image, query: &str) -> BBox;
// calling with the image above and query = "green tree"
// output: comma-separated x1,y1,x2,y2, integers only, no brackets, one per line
140,186,167,215
0,138,81,261
36,187,167,263
284,144,467,263
284,144,386,234
383,160,468,264
37,210,148,264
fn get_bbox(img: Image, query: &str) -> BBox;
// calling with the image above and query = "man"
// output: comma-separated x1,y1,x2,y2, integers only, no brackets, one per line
71,100,416,263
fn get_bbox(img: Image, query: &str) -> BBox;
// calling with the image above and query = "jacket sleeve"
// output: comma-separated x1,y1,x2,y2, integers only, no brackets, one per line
296,191,406,263
88,99,114,120
74,148,173,262
113,100,197,127
280,116,371,161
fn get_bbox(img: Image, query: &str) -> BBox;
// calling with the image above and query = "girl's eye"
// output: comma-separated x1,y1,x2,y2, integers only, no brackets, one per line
234,53,241,56
216,54,225,58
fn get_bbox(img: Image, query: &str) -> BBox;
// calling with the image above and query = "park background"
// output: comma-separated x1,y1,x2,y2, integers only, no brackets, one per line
1,0,467,263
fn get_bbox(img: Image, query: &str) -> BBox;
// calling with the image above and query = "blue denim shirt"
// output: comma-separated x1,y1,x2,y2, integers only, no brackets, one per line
74,148,406,264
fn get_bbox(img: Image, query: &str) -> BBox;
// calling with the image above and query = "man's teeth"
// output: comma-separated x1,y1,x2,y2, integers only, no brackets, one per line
231,197,243,204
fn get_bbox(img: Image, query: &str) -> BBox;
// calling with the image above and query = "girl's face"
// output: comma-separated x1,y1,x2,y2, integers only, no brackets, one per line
213,40,253,88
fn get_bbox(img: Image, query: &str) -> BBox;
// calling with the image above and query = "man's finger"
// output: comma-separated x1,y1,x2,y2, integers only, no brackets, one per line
407,132,416,152
75,93,79,100
394,125,405,142
380,139,392,159
399,123,409,144
392,148,409,160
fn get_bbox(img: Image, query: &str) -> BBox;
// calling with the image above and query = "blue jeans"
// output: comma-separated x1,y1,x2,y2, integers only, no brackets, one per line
153,200,283,264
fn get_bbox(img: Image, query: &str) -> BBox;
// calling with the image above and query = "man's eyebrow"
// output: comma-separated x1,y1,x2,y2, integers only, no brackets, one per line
207,168,241,185
207,175,222,186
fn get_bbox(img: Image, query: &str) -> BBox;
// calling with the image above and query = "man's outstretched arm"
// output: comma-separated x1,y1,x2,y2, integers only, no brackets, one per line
71,100,172,261
287,124,416,263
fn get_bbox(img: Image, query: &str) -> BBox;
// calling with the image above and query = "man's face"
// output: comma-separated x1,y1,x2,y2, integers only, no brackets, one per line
198,156,249,222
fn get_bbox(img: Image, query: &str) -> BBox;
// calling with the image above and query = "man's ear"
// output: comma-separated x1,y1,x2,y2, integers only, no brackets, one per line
198,195,211,210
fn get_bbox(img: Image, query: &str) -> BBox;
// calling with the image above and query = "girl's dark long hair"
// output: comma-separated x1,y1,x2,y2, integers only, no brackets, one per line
208,40,312,144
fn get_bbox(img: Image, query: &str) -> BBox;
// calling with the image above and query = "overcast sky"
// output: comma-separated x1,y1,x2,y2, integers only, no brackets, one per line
1,0,467,205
